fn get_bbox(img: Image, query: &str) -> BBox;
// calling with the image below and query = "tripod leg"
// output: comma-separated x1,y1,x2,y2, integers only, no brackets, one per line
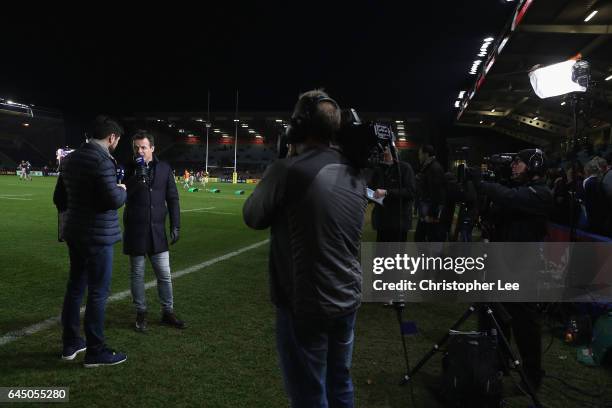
484,306,543,408
402,304,477,384
394,306,412,385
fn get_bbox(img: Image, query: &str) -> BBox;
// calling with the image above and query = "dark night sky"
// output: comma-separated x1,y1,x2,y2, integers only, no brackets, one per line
1,2,515,121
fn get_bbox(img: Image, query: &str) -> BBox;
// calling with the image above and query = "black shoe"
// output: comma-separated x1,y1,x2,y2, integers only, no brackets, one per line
161,312,186,329
61,338,87,360
83,347,127,368
135,311,147,332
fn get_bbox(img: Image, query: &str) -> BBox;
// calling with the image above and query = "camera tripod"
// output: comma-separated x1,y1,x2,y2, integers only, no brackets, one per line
394,302,542,408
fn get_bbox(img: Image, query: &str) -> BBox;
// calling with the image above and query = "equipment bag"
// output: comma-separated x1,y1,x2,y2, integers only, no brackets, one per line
441,331,503,408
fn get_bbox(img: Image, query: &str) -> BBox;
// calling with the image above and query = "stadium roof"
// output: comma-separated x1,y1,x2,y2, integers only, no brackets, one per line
455,0,612,150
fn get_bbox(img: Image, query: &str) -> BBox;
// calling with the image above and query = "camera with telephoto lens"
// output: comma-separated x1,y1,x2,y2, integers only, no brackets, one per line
335,108,397,168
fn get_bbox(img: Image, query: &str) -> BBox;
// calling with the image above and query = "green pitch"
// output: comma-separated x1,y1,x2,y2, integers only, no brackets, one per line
0,176,609,407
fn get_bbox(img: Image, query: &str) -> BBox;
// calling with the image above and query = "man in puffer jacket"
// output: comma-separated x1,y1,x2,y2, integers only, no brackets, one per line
53,115,128,368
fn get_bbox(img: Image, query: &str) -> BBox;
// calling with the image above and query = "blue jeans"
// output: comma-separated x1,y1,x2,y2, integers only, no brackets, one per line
276,307,357,408
61,244,113,354
129,251,174,313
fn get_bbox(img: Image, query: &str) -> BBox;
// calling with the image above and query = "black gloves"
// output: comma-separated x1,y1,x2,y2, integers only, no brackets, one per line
170,227,180,245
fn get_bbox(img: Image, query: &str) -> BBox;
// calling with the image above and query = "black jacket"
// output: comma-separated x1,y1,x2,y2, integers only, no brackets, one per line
122,157,180,255
53,141,126,250
369,160,416,231
417,157,447,219
480,178,553,242
243,147,368,318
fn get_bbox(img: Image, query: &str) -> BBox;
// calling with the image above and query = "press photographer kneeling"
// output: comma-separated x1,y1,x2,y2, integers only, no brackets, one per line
470,148,554,393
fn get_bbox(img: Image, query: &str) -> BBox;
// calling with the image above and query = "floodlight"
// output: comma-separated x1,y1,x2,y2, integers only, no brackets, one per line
528,59,589,99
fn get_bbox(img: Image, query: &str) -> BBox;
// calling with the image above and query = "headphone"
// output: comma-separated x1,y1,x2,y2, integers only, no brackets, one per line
528,148,545,172
285,94,339,144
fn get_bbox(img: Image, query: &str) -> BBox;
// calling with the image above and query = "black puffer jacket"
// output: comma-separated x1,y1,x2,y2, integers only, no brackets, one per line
53,141,126,249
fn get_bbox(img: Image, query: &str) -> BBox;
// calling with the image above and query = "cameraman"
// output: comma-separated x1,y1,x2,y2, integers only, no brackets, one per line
243,90,367,408
474,148,553,391
369,146,415,242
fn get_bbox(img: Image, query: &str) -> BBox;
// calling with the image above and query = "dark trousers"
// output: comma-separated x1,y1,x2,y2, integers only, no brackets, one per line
479,303,542,390
376,229,408,242
61,243,113,354
276,307,357,408
414,221,447,242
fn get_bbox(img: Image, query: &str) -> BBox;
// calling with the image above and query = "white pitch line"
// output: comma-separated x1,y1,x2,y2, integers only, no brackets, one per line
0,194,34,197
0,239,269,347
0,197,33,200
181,207,215,212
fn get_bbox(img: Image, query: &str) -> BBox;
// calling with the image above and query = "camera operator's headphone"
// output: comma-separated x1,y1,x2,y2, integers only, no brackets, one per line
285,94,339,144
528,148,545,172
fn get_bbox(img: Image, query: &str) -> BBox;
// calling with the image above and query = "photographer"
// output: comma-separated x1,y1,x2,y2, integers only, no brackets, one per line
122,131,185,332
369,146,415,242
243,90,367,408
473,148,553,391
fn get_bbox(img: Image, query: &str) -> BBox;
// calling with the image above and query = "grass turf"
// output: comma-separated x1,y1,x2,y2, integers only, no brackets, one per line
0,176,610,407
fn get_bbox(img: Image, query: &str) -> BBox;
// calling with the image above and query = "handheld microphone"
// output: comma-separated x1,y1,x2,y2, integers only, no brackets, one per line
135,155,148,183
116,165,125,184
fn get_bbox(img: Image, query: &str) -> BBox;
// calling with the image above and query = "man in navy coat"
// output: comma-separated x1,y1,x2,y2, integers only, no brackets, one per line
122,130,184,332
53,115,128,367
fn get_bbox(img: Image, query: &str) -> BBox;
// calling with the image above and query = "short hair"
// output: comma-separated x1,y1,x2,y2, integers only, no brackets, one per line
91,115,124,140
594,155,607,171
420,144,435,156
132,130,155,147
585,157,602,177
292,89,341,142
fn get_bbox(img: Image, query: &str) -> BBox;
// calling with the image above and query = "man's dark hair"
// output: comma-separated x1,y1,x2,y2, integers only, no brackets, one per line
292,89,341,142
420,144,435,156
91,115,124,140
132,130,155,147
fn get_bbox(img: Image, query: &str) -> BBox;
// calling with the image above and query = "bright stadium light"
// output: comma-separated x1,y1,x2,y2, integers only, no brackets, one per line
7,100,14,105
605,74,612,81
458,91,465,98
454,101,461,108
241,124,248,128
528,59,589,98
584,10,598,22
275,119,283,123
248,130,255,133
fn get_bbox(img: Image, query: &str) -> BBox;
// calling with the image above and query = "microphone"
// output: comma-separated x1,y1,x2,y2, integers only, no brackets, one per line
135,155,148,183
116,165,125,184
